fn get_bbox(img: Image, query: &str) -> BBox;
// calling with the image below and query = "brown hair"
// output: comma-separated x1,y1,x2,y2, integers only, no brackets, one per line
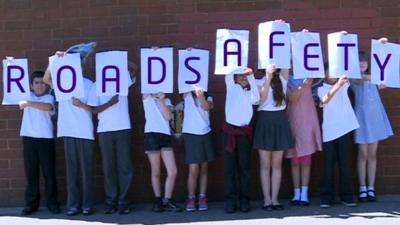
270,69,285,106
359,50,370,74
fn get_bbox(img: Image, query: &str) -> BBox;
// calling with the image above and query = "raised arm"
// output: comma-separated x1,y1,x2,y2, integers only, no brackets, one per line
157,93,173,121
321,76,348,104
19,101,53,111
91,95,119,114
259,65,275,105
195,89,213,111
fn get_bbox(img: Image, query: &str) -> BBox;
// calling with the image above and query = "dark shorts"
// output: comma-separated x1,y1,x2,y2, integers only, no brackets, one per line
183,132,216,164
253,110,295,151
144,132,173,153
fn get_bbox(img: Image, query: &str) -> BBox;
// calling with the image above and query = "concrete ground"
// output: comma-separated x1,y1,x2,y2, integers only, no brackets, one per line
0,195,399,225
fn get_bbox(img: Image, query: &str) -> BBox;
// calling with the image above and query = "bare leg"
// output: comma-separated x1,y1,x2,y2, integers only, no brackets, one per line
367,142,378,188
161,149,178,199
187,164,199,197
199,162,208,195
147,153,162,197
271,151,284,205
258,150,272,205
357,144,368,187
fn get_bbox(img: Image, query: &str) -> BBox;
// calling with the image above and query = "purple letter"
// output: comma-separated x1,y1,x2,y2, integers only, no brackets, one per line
148,57,166,84
269,31,285,59
223,39,241,66
304,43,320,71
184,57,201,85
7,65,25,93
102,65,120,93
337,43,356,71
373,53,392,81
57,65,77,93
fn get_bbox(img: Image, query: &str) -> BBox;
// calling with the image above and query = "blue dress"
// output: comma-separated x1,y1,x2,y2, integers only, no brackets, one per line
351,81,393,144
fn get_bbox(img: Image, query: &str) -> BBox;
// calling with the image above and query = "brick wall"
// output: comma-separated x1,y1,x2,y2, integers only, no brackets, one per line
0,0,399,206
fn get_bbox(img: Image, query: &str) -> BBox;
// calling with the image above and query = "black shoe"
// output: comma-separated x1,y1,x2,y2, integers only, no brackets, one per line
225,205,236,213
163,199,183,212
291,200,300,206
67,208,81,216
240,202,251,213
342,200,357,207
21,206,38,215
299,200,310,206
82,208,94,216
358,191,368,203
272,204,284,210
119,205,131,214
262,204,273,211
367,190,377,202
48,205,61,214
104,205,117,214
152,197,164,212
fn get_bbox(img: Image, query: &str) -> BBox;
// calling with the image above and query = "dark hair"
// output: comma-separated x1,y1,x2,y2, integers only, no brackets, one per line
359,50,370,74
270,69,285,107
30,71,45,84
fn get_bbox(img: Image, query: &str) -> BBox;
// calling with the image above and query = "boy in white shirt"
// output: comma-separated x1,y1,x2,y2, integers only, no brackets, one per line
19,70,60,215
318,64,359,208
222,68,260,213
43,42,97,216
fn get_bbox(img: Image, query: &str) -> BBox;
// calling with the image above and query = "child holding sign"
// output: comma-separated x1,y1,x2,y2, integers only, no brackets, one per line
318,64,359,208
254,65,294,211
182,89,216,211
286,76,322,206
222,68,260,213
142,93,183,212
351,47,393,202
18,70,60,215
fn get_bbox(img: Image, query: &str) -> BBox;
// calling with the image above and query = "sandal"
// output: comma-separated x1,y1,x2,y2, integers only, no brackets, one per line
367,190,376,202
358,190,368,203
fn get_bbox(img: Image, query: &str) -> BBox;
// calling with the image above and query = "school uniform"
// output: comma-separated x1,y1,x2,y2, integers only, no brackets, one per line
20,92,58,209
143,95,173,152
223,73,260,209
87,79,134,209
182,94,216,164
318,82,359,204
58,77,95,211
253,75,294,151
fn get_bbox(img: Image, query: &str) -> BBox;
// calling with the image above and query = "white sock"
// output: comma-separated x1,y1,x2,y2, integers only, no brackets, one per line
367,186,375,196
293,188,301,201
300,186,309,202
359,186,367,197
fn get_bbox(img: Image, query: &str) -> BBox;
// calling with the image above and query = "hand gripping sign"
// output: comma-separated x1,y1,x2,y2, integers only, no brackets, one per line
215,29,249,75
141,47,174,94
328,32,361,78
291,32,325,79
49,53,85,101
96,51,130,96
371,39,400,88
178,48,209,93
2,58,30,105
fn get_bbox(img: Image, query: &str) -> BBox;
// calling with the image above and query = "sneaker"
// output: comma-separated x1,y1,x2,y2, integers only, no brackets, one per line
152,197,164,212
119,205,131,214
342,201,357,207
21,206,38,215
185,198,196,212
104,205,117,214
319,200,332,209
48,205,61,214
82,208,94,216
163,198,183,212
198,196,209,211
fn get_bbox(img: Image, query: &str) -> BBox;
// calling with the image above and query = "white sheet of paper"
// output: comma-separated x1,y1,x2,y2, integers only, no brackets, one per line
2,58,30,105
371,39,400,88
291,32,325,79
96,51,129,96
328,32,361,78
258,21,291,69
141,47,174,94
49,53,84,101
215,29,249,75
178,48,209,93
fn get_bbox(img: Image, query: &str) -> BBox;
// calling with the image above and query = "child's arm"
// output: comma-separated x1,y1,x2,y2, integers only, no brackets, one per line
288,78,313,103
280,68,290,80
157,93,173,121
259,65,274,105
43,51,65,86
72,97,93,113
195,89,213,111
91,95,119,114
19,101,53,111
321,76,348,104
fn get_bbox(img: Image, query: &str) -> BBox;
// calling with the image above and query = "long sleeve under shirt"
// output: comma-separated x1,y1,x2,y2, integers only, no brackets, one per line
225,74,260,127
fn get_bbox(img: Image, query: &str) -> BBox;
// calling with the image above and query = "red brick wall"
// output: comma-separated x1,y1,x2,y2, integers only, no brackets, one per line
0,0,400,206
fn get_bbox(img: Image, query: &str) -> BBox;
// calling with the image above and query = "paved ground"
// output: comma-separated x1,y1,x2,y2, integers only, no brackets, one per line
0,195,399,225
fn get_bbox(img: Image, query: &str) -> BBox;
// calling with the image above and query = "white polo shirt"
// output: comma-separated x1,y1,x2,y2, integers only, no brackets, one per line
20,92,55,139
143,95,172,135
318,82,359,142
257,75,288,111
57,77,94,140
225,74,260,127
182,94,213,135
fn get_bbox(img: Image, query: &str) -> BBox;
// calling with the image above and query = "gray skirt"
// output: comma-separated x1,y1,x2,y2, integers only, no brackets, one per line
183,132,216,164
253,110,295,151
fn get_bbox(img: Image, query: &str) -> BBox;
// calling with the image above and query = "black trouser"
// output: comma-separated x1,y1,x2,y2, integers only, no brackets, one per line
98,129,133,208
223,134,251,207
320,132,354,203
22,137,58,208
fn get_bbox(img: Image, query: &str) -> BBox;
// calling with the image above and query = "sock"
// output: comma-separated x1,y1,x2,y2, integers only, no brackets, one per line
163,198,170,204
199,193,206,198
300,186,309,202
367,186,375,196
188,194,195,199
292,188,301,201
359,186,367,197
